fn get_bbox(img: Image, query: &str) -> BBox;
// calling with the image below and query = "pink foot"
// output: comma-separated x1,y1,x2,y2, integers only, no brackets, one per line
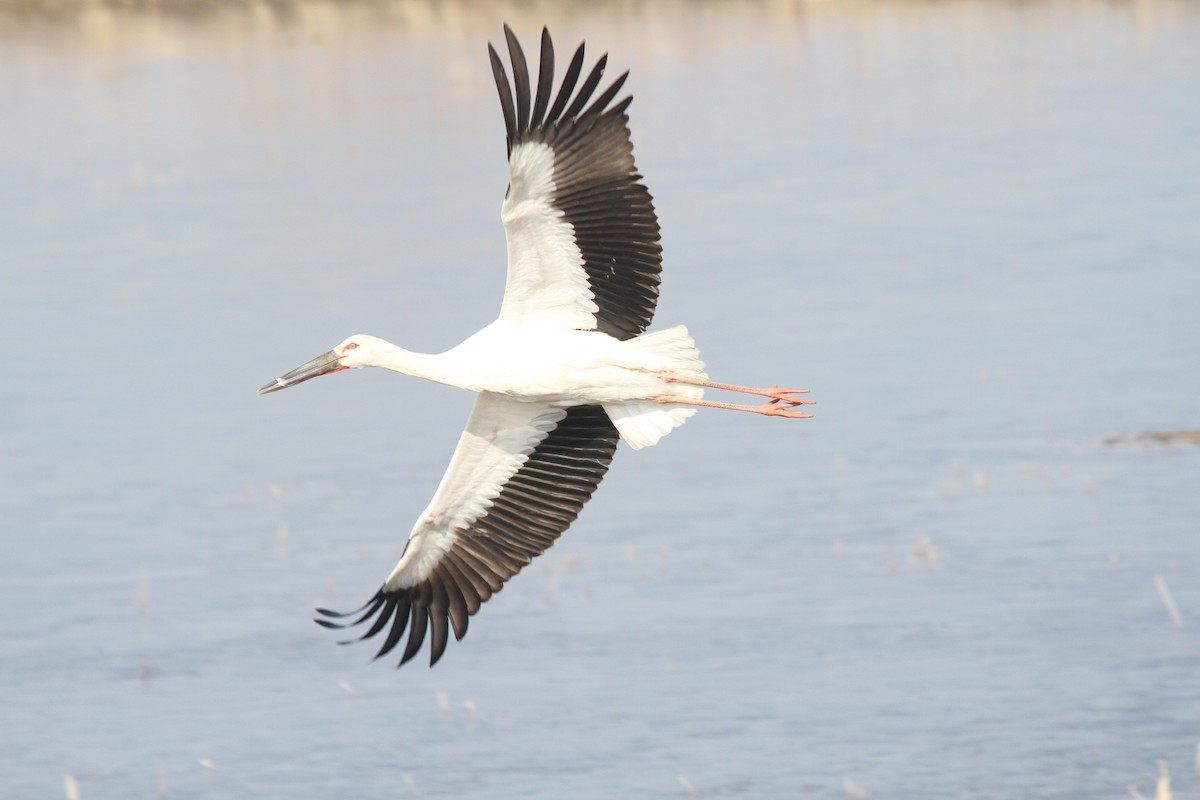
758,397,814,418
764,387,816,405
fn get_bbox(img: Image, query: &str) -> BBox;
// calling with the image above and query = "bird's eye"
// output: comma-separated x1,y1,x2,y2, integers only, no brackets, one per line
344,343,359,352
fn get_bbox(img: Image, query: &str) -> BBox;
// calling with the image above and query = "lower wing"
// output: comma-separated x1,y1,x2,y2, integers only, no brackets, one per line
316,395,619,667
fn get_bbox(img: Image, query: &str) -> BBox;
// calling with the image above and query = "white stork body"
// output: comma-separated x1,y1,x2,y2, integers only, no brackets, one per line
339,325,704,432
259,26,811,668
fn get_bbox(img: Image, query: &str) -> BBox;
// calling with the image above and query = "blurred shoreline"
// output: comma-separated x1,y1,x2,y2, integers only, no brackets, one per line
0,0,807,61
0,0,807,36
2,0,1188,65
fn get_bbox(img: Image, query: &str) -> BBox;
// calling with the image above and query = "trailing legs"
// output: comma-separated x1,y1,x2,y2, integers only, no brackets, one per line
653,374,814,418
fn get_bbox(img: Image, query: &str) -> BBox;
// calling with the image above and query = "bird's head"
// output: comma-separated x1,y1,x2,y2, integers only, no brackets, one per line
258,334,386,395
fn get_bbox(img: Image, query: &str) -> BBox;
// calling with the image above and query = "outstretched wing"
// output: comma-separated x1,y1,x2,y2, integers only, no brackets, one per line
316,397,619,667
490,25,662,341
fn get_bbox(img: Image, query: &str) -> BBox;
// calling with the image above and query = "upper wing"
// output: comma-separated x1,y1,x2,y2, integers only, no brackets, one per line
316,396,619,667
489,26,662,341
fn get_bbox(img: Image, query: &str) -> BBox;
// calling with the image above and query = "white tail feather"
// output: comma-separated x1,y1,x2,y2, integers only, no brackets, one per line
605,325,707,449
626,325,707,380
606,402,696,450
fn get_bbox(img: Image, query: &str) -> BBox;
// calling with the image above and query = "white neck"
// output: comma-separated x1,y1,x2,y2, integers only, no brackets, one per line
368,339,445,383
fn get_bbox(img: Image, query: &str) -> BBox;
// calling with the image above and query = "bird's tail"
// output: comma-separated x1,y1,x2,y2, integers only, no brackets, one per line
604,325,707,450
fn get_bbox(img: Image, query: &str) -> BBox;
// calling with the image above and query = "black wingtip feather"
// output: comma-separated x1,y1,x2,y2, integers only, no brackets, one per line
584,70,629,121
356,597,399,642
546,42,586,124
562,53,607,120
488,42,517,154
428,579,451,664
314,597,376,618
503,26,531,136
373,597,411,660
313,618,345,630
399,606,428,667
530,28,554,128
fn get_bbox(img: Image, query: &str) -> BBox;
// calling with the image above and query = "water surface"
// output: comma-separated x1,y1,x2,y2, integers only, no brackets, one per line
2,2,1199,797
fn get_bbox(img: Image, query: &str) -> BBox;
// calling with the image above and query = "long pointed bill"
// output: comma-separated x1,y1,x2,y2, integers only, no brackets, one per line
258,351,346,395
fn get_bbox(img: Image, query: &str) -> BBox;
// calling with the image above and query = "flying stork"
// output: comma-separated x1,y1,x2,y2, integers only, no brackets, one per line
259,26,813,668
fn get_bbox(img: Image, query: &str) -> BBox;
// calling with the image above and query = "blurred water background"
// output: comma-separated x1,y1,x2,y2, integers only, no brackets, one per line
2,1,1199,797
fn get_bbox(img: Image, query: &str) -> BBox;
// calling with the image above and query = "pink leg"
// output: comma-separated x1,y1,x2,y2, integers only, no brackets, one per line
658,373,815,417
654,396,813,418
661,374,815,406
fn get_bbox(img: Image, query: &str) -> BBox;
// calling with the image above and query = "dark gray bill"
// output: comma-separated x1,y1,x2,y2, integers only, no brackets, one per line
258,350,344,395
